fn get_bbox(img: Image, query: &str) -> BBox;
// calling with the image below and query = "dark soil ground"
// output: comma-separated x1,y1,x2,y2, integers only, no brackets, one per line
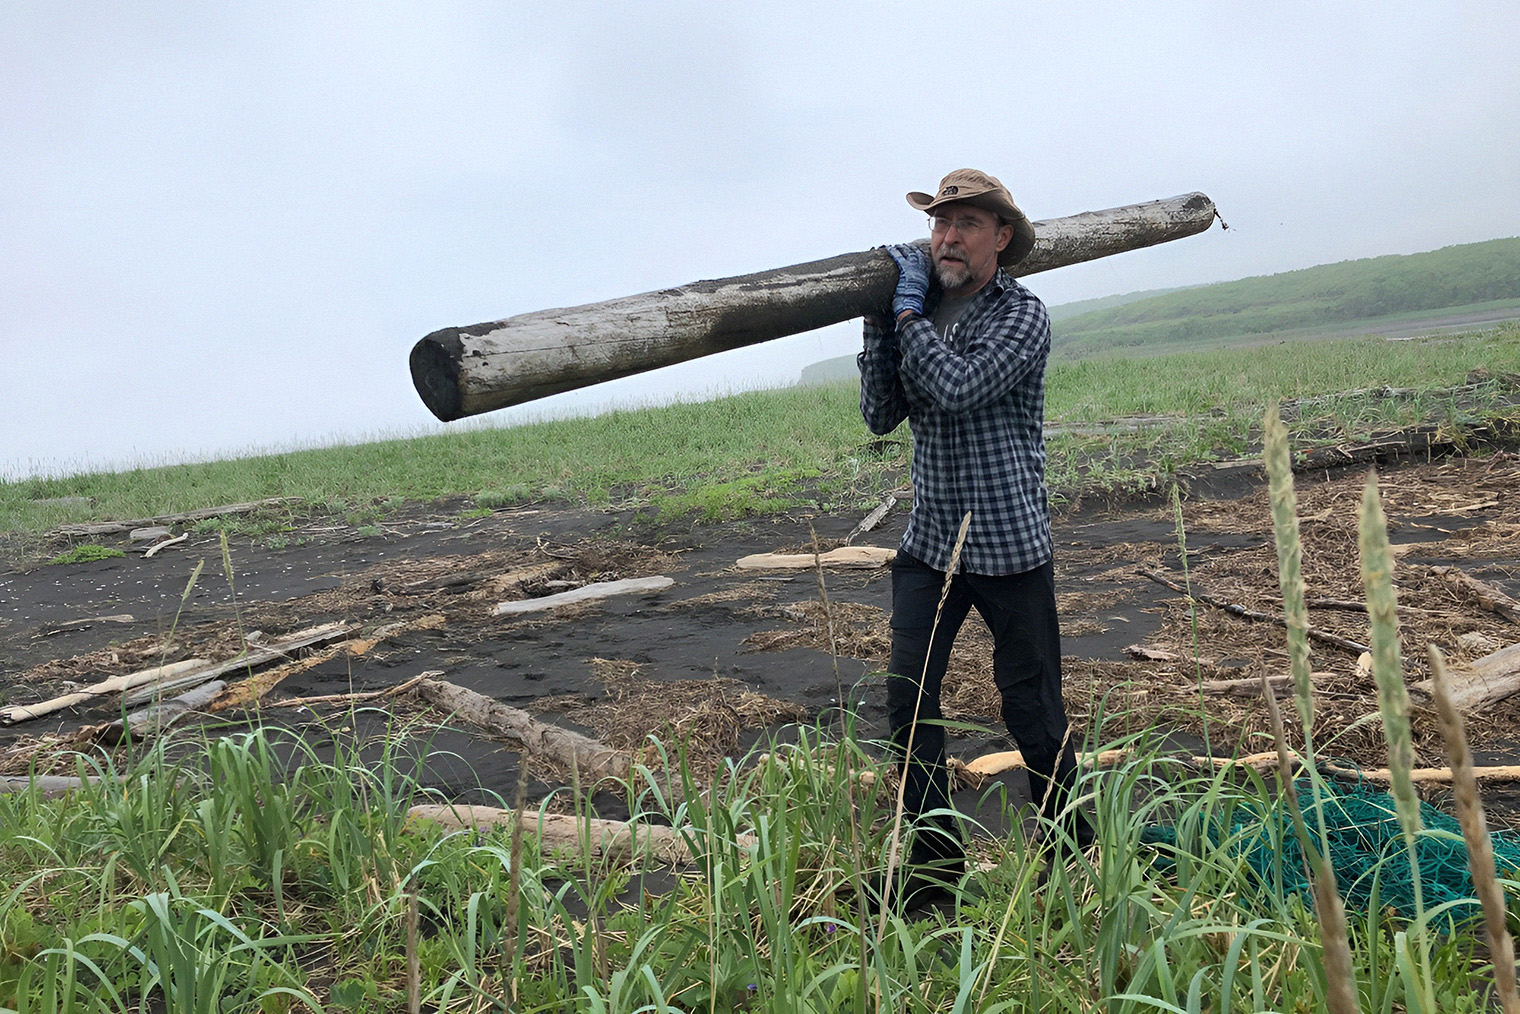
5,448,1520,836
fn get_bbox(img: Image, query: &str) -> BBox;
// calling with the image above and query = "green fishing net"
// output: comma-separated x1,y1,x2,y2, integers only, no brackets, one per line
1140,776,1520,921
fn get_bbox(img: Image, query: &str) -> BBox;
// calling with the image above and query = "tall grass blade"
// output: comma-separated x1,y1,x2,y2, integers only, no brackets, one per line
877,509,970,937
1359,470,1435,1013
1263,403,1317,742
1427,644,1520,1014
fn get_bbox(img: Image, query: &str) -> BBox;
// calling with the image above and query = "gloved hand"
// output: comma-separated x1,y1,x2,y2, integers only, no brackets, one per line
886,244,930,318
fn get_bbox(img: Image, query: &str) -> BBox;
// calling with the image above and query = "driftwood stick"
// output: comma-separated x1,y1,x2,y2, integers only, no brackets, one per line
1429,566,1520,626
1,658,211,724
843,496,897,546
1138,569,1370,655
260,671,438,709
405,804,754,866
410,193,1220,420
415,678,631,783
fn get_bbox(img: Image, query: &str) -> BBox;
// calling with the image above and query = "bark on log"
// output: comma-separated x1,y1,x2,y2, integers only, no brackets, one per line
415,678,631,783
406,804,754,866
411,192,1220,420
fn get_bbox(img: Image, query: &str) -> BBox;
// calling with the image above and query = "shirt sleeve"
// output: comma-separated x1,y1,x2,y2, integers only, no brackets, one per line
895,293,1050,415
858,316,910,435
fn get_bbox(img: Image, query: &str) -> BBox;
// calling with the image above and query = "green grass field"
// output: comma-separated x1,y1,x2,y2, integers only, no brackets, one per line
4,325,1518,543
1053,237,1520,358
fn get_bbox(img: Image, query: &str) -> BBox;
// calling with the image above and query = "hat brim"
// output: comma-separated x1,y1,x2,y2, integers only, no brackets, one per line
906,190,1036,268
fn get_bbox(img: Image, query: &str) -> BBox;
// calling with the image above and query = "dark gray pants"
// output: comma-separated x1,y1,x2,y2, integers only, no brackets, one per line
886,552,1081,854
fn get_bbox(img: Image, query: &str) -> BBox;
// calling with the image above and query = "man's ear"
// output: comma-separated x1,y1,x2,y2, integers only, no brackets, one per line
995,222,1014,255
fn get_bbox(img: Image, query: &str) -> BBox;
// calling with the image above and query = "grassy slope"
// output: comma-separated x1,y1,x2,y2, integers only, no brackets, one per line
5,325,1518,540
1053,236,1520,357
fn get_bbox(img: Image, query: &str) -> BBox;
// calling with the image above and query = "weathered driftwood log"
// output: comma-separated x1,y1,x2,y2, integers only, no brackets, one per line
1412,642,1520,712
736,546,896,570
81,680,228,745
416,678,631,783
406,804,754,866
1,658,211,724
491,575,675,617
411,192,1220,420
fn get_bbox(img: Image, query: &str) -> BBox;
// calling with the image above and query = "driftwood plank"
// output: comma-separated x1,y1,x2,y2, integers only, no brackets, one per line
736,547,896,570
415,678,630,783
406,804,754,866
491,576,674,616
1,658,211,724
410,193,1220,420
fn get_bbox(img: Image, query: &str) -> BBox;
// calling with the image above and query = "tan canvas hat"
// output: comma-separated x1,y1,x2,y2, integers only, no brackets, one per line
906,168,1036,267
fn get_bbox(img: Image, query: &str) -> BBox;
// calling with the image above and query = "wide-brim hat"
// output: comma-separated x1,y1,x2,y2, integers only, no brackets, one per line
907,168,1036,267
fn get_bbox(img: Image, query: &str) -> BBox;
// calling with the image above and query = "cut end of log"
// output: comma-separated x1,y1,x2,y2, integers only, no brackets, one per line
409,330,465,421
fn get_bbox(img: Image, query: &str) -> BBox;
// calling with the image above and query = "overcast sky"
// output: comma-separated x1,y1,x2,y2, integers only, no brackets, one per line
4,3,1518,481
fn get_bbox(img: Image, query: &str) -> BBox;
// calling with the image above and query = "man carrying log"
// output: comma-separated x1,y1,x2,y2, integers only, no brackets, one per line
859,169,1090,907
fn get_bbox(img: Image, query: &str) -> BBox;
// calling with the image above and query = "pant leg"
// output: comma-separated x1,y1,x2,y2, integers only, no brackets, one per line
967,561,1088,842
886,551,973,827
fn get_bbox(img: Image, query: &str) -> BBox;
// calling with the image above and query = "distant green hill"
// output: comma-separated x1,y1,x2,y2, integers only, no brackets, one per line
1052,237,1520,358
1046,286,1190,322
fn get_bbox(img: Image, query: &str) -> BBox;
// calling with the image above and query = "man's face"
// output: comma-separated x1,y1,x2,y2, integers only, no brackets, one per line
929,202,1013,295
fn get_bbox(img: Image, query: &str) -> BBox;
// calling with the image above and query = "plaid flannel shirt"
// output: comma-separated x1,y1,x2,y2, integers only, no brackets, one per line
857,268,1052,576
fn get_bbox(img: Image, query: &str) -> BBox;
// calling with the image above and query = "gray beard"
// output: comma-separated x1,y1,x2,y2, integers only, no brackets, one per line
934,256,974,291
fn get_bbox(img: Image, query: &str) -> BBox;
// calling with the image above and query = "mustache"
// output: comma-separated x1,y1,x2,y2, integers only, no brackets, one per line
935,244,969,261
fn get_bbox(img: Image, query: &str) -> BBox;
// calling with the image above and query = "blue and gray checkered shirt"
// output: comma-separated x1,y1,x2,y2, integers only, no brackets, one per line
858,268,1052,576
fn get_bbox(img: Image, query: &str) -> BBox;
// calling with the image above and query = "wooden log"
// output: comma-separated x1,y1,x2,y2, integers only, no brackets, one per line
52,497,297,537
0,775,114,798
1,658,211,724
1411,642,1520,712
491,575,674,616
1429,566,1520,626
736,546,896,570
81,680,229,745
415,678,631,783
406,804,753,866
410,192,1220,420
1327,762,1520,785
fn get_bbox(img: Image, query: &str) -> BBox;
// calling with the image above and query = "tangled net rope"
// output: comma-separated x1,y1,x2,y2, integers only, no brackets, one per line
1141,776,1520,921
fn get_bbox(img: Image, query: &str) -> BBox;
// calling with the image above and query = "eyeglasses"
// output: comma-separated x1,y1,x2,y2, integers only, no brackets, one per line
928,214,992,235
